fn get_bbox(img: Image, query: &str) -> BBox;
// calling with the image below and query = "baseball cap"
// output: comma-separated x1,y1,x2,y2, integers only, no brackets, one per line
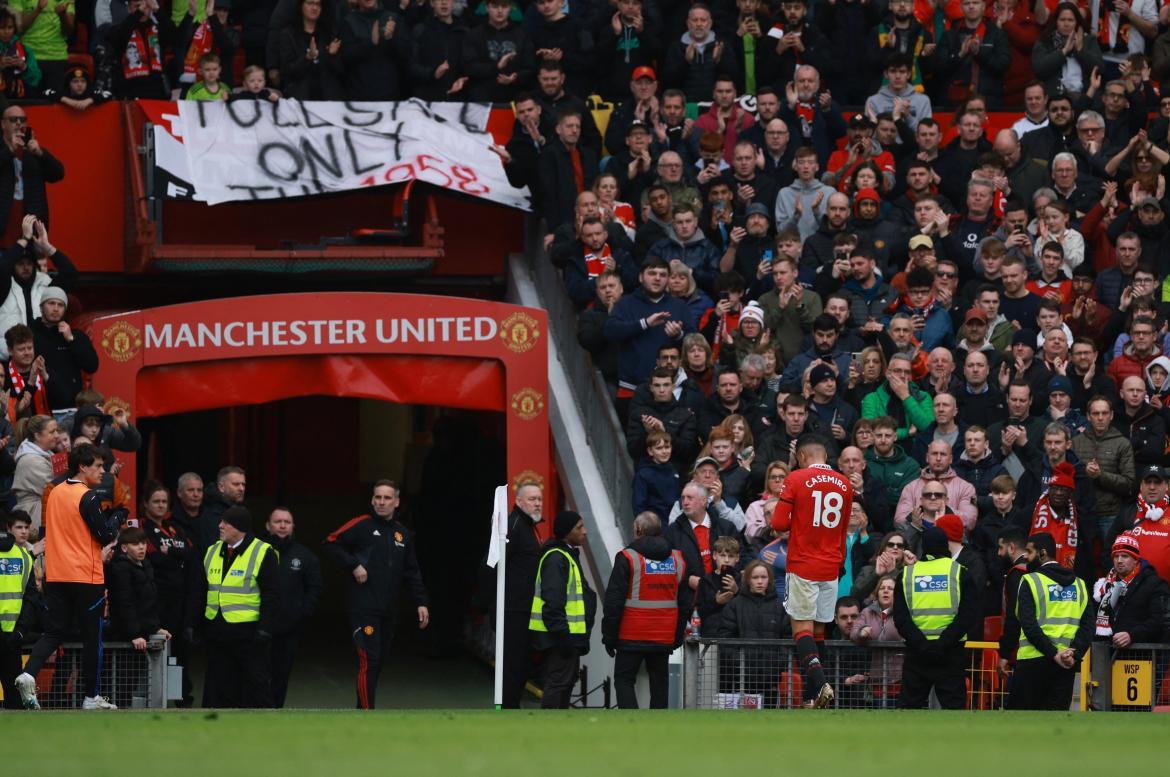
908,234,933,250
627,119,650,136
1137,195,1162,211
1141,465,1167,481
848,114,874,129
1012,329,1037,348
632,66,657,82
693,456,718,471
964,307,987,323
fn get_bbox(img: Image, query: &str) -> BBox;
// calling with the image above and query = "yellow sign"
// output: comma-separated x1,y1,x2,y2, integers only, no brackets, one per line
1111,659,1153,707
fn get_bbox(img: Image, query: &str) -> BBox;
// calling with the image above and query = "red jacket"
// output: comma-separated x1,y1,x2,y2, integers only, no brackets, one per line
693,104,755,164
1107,345,1157,388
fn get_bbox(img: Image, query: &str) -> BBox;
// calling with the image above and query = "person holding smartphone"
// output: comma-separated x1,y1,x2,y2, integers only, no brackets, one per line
0,106,64,243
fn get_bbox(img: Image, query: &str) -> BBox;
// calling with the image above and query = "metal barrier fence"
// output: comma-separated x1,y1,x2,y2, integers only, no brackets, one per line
1086,643,1170,712
28,638,175,709
681,639,1009,710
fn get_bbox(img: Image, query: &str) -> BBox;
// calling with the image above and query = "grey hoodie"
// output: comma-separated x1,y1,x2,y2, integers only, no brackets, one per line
775,178,834,241
863,84,933,131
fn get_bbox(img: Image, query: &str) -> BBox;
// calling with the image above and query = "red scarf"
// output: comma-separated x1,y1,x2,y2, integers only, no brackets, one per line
182,20,216,81
1136,494,1169,524
7,361,40,396
123,23,163,80
583,243,611,278
0,40,30,98
1030,495,1078,569
1098,9,1131,54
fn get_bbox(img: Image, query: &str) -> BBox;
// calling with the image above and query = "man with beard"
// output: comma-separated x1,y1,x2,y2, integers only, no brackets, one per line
721,140,778,214
778,65,846,168
890,160,953,227
534,60,602,155
838,246,899,329
799,192,853,279
1015,422,1094,528
563,217,637,308
651,89,695,165
994,129,1047,205
1027,463,1097,582
769,0,829,85
550,191,632,268
778,313,851,394
995,526,1029,677
1006,532,1093,710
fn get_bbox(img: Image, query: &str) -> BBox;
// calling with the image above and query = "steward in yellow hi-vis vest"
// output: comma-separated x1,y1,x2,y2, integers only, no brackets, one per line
892,522,977,709
529,511,597,709
0,516,35,710
194,506,279,709
1008,531,1093,711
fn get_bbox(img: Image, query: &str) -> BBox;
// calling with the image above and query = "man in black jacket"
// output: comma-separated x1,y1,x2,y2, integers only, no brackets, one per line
263,508,322,708
1094,534,1170,651
497,94,552,195
499,481,543,708
0,106,65,239
530,511,597,709
339,0,408,100
188,505,279,709
323,480,429,709
602,512,689,708
665,481,739,593
31,288,99,411
462,0,534,102
626,366,699,468
538,111,599,234
577,270,624,396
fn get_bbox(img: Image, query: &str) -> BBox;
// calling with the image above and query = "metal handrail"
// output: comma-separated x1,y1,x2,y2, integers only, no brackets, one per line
519,218,634,535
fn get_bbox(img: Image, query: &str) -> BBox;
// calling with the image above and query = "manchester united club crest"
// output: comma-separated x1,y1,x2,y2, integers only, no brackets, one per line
499,311,540,353
510,388,544,420
100,321,143,363
102,396,131,420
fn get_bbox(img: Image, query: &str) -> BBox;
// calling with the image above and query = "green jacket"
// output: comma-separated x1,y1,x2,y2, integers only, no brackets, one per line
865,444,920,507
758,285,822,365
1070,426,1135,518
860,381,935,440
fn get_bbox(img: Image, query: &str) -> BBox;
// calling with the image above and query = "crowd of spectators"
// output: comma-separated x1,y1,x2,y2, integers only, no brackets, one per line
8,0,1170,709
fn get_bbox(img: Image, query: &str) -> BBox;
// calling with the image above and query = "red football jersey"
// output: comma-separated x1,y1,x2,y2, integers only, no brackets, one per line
771,464,854,582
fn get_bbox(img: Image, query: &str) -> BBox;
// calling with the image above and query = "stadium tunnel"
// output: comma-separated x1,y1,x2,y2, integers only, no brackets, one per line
82,293,556,707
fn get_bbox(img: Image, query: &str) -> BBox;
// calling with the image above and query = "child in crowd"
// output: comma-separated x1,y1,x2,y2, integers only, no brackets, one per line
695,536,741,635
229,65,280,103
0,8,38,99
631,430,680,521
51,65,112,111
107,527,169,648
185,53,229,101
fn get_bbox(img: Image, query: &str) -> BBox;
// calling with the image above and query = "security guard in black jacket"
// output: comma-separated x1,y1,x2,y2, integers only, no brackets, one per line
324,480,429,709
263,508,322,709
530,511,597,709
501,482,544,709
188,505,280,709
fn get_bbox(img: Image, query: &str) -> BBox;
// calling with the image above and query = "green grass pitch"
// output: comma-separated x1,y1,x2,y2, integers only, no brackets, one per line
9,709,1167,775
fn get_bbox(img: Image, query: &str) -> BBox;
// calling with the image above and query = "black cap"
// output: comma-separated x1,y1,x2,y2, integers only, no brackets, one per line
221,506,251,534
554,510,583,540
848,114,874,130
1141,465,1167,481
1072,263,1096,279
1012,329,1037,348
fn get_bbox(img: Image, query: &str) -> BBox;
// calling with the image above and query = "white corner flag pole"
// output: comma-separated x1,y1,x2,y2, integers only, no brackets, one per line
488,485,509,709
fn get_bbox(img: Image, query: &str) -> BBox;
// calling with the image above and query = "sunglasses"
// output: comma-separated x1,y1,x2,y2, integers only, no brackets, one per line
936,271,957,279
923,492,947,498
886,542,906,550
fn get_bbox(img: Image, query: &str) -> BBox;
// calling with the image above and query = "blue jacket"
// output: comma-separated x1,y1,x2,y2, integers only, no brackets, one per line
883,300,954,351
603,287,696,391
632,459,681,521
778,346,852,394
648,231,722,294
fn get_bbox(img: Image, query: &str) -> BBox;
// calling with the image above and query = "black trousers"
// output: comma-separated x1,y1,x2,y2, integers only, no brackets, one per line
351,612,395,709
899,644,967,709
270,631,301,708
540,648,580,709
24,582,105,699
501,610,533,708
203,635,272,708
1009,657,1077,710
614,650,669,709
0,632,23,709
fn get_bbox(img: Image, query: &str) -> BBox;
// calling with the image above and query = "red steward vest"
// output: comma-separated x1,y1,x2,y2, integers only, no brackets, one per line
617,548,685,644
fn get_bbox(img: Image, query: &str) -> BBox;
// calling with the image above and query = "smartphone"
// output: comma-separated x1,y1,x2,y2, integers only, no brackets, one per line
851,352,862,367
741,446,754,460
21,126,31,143
719,291,731,301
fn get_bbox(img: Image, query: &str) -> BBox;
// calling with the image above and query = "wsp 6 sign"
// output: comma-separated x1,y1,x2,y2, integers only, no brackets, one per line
1110,659,1152,707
